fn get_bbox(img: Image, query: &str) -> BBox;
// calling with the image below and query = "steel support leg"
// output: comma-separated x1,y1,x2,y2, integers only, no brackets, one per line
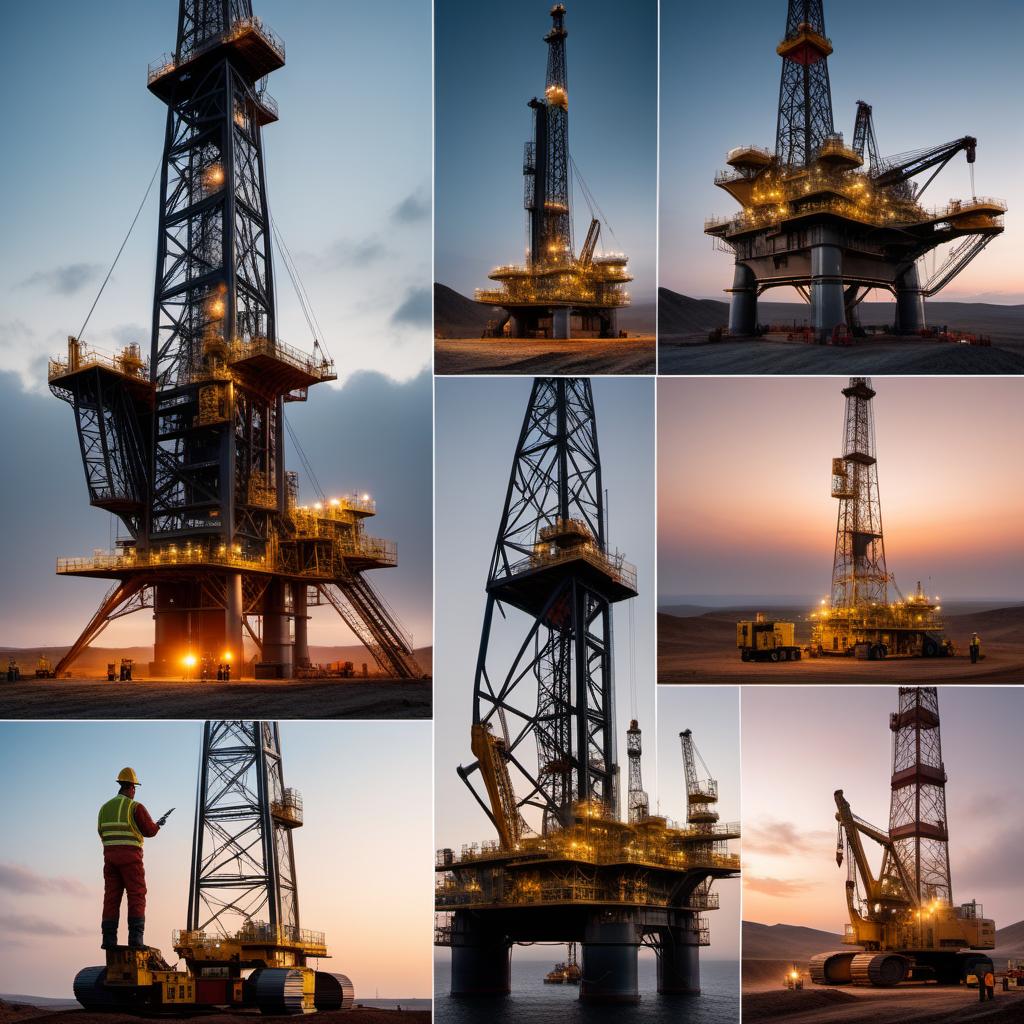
448,913,511,997
894,264,926,334
727,263,757,335
552,308,571,339
811,236,847,340
292,583,309,668
260,577,291,677
580,917,641,1004
224,572,244,670
657,921,702,994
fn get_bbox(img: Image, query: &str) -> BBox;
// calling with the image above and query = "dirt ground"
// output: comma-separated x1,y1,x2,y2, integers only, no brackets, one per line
658,608,1024,684
434,336,656,374
741,962,1024,1024
658,334,1024,375
0,677,432,719
0,1006,426,1024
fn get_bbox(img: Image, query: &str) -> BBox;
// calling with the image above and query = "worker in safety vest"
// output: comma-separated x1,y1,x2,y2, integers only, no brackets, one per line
969,633,981,664
984,969,996,1000
98,767,167,950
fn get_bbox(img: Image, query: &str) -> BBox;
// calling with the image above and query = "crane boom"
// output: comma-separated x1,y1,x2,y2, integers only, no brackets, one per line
579,217,601,266
873,136,976,193
470,722,527,850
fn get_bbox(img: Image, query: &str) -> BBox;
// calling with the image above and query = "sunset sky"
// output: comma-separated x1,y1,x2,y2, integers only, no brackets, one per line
0,721,433,999
435,0,657,303
658,377,1024,603
742,686,1024,934
0,1,433,652
661,0,1024,303
434,378,656,935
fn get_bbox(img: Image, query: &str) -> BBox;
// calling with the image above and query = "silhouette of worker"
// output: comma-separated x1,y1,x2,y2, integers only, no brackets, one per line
969,633,981,664
98,767,168,950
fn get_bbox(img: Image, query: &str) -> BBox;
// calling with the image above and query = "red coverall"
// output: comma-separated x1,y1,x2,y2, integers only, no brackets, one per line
102,802,160,920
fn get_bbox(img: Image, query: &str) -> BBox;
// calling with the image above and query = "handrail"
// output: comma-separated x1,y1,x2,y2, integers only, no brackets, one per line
148,16,285,84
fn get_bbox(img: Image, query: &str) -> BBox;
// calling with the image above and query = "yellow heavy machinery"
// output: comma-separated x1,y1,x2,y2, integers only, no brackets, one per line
736,614,802,662
74,722,353,1015
810,689,995,987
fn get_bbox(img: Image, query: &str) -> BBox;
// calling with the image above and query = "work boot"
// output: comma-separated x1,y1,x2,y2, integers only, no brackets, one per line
101,920,118,950
127,917,146,949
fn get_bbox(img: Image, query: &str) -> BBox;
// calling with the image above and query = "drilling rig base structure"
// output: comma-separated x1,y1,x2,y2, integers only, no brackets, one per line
73,722,354,1015
435,379,739,1003
48,2,420,683
705,0,1006,342
476,5,632,341
810,688,995,989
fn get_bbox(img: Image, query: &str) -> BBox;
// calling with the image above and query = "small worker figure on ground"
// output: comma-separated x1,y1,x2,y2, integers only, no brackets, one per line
216,664,224,681
224,661,231,682
98,767,168,950
984,968,996,1000
969,633,981,664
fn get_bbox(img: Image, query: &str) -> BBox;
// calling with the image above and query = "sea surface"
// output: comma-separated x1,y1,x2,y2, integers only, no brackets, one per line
434,958,739,1024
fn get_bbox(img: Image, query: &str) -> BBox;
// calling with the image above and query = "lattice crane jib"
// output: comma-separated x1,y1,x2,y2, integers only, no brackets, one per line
888,687,952,905
466,378,636,839
527,4,572,267
775,0,835,168
626,720,649,824
830,377,888,609
188,720,301,938
852,100,881,174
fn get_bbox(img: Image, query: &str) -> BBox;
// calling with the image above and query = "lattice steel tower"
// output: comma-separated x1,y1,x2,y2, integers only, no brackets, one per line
829,378,888,609
49,1,419,681
625,719,649,824
775,0,834,168
476,5,631,340
887,688,952,905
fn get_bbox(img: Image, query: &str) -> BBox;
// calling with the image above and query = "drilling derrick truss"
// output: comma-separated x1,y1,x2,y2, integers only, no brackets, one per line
810,689,995,988
705,0,1006,341
435,378,739,1004
74,720,354,1014
476,5,632,341
810,378,950,660
48,0,419,681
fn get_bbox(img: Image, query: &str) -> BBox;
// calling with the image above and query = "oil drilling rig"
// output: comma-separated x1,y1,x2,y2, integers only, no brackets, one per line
434,378,739,1003
48,1,419,681
476,5,632,340
705,0,1006,340
75,720,354,1014
809,378,951,659
811,688,995,986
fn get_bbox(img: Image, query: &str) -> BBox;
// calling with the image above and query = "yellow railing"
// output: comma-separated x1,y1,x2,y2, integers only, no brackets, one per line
48,345,149,384
148,16,285,85
508,545,637,591
228,336,335,379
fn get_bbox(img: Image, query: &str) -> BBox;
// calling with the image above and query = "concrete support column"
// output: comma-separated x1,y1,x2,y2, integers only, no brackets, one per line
603,308,618,338
260,577,291,678
508,315,523,338
727,263,757,335
292,583,310,669
581,917,641,1004
152,583,188,677
894,263,926,334
811,235,846,340
552,307,571,339
448,913,511,997
657,921,702,994
224,572,244,673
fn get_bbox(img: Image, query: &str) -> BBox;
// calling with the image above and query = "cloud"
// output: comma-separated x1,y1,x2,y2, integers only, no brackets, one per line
1,910,90,938
110,324,148,346
391,186,430,225
0,863,90,898
309,237,387,270
743,819,833,856
18,263,103,296
744,876,816,898
391,287,431,327
0,320,34,352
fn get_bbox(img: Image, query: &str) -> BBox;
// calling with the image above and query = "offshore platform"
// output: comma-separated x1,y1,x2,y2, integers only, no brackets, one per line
75,720,355,1013
435,378,739,1003
48,1,419,680
705,0,1006,340
476,5,632,340
809,378,950,659
811,688,995,986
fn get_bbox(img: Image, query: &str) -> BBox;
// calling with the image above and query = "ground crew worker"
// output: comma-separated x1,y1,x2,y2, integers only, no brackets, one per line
984,968,996,1000
98,767,167,950
969,633,981,664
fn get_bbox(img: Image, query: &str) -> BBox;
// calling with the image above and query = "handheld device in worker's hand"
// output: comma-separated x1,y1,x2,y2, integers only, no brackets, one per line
156,807,175,827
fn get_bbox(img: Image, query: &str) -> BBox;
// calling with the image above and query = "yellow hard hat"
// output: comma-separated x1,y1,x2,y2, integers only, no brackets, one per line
117,767,140,786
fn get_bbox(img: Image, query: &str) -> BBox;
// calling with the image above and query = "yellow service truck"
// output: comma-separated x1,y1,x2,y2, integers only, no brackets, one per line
737,615,802,662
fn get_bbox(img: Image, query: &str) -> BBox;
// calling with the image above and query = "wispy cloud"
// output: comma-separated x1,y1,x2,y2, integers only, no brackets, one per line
306,237,387,271
2,910,90,937
744,876,815,898
0,863,89,898
391,185,430,225
0,320,34,351
743,819,833,857
391,287,431,327
18,263,103,296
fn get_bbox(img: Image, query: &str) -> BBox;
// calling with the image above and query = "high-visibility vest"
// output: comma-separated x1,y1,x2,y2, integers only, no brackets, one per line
98,795,144,848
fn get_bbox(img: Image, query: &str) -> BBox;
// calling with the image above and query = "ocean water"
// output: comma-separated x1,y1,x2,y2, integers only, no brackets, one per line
434,958,739,1023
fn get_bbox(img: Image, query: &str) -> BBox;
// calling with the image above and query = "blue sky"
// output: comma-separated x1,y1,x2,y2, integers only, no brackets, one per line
0,1,432,649
661,0,1024,302
435,0,657,302
0,721,433,999
434,376,656,866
